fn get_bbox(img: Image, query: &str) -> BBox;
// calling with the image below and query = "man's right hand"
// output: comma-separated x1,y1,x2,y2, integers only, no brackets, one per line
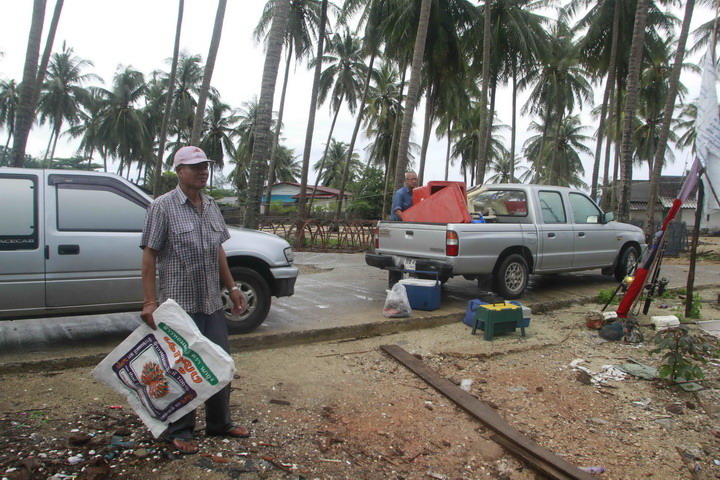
140,303,158,330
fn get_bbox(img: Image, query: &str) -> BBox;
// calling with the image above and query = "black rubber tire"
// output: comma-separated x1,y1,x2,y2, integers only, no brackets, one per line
222,267,271,334
493,254,529,299
614,245,640,282
388,270,402,288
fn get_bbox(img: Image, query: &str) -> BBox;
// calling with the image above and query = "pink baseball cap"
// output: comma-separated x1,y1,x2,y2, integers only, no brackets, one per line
173,146,215,168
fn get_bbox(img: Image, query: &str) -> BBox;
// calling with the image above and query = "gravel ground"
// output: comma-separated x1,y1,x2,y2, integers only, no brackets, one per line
2,284,720,480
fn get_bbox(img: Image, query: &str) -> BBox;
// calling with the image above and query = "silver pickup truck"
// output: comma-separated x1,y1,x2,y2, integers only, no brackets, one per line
366,184,646,298
0,167,298,332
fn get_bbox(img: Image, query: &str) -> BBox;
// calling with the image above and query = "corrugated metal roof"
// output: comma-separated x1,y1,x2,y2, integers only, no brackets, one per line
630,198,697,210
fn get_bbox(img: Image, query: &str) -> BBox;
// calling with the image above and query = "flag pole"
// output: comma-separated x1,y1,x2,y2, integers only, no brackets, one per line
686,180,705,318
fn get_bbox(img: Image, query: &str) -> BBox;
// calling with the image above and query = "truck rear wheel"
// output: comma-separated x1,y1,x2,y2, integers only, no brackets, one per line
222,267,271,333
493,254,528,299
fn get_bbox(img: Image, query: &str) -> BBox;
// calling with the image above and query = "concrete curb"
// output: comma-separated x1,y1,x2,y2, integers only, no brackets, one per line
4,283,719,374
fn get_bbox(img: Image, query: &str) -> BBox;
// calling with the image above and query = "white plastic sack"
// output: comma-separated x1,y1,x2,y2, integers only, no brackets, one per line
91,299,236,438
383,282,412,318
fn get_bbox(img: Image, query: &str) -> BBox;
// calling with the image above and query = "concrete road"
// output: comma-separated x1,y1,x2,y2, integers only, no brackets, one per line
1,252,718,368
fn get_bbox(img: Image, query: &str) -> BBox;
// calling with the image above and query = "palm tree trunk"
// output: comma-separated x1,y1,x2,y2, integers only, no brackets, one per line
49,124,60,161
591,0,620,201
444,119,452,181
644,0,695,237
475,0,492,185
484,81,497,176
153,0,184,197
243,0,290,229
382,61,407,218
619,0,650,223
611,75,623,212
510,62,517,181
297,0,328,219
335,52,377,220
264,41,294,213
601,79,616,210
12,0,47,167
190,0,226,145
393,0,432,192
43,129,55,162
418,85,434,185
309,91,344,213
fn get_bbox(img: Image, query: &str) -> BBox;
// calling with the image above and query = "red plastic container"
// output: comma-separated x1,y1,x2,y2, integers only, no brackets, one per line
401,183,471,223
412,185,431,205
428,181,467,204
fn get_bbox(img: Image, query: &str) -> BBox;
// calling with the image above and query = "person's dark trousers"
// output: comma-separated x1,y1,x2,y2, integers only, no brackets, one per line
164,309,233,440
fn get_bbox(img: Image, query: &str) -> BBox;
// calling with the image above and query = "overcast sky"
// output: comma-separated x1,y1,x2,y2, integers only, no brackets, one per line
0,1,712,189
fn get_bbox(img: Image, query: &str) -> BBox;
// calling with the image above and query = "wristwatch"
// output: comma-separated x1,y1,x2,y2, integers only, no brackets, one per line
230,286,240,293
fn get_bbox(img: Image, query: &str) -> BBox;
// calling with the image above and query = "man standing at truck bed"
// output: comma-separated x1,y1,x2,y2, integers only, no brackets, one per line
140,146,248,455
390,170,418,220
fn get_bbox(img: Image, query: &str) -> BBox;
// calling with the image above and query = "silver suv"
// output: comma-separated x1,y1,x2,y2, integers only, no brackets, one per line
0,168,298,333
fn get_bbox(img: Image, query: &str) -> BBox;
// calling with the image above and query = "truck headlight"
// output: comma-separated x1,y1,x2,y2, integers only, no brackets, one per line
284,247,294,264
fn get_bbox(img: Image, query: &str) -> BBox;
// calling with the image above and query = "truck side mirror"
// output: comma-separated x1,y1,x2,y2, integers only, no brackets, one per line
602,212,615,224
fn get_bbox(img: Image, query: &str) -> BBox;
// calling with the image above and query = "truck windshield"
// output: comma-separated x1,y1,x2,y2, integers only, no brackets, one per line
467,189,528,218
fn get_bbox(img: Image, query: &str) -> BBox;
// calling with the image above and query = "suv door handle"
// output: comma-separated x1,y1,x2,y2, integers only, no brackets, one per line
58,244,80,255
547,233,555,238
577,232,586,238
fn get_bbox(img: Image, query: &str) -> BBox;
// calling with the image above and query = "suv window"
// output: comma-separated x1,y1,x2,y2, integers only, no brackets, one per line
538,191,566,224
57,184,147,231
0,175,38,249
569,193,602,224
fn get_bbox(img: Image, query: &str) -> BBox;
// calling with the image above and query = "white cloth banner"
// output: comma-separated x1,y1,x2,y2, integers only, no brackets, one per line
695,49,720,215
91,299,236,438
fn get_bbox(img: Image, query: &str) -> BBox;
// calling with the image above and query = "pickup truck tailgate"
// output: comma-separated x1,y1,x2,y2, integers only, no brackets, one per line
376,222,448,259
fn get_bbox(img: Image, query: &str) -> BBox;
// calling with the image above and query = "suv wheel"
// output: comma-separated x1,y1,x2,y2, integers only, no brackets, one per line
222,267,271,333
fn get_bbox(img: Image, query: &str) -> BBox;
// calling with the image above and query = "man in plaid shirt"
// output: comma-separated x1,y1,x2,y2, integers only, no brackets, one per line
140,146,249,454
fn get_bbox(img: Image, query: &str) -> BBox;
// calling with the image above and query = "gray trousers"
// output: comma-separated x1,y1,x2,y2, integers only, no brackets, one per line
164,309,233,439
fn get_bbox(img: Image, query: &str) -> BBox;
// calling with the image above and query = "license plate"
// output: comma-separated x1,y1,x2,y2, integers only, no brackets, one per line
400,257,416,270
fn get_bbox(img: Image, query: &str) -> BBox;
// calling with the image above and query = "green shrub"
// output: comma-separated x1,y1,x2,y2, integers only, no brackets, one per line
650,325,719,382
597,287,620,305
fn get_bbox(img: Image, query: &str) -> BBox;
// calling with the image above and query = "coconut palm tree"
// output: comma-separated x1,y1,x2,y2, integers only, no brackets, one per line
619,0,650,222
393,0,432,191
255,0,324,210
12,0,47,167
312,139,361,189
165,51,204,151
311,29,369,215
272,145,301,182
363,62,402,172
645,0,696,236
523,114,590,189
486,154,531,184
95,66,150,177
520,21,592,178
37,43,100,162
567,0,674,200
466,0,548,184
232,99,260,193
0,79,19,156
198,97,238,170
243,0,290,228
153,0,184,196
65,89,106,170
296,0,329,219
190,0,227,145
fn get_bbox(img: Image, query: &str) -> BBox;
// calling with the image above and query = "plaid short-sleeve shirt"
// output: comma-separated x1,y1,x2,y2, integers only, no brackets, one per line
141,186,230,314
